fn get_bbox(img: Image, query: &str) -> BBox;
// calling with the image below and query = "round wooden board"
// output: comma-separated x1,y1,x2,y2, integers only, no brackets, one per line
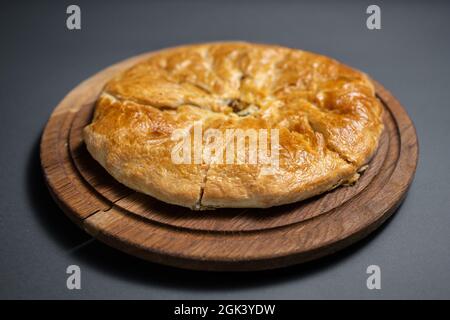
40,51,418,271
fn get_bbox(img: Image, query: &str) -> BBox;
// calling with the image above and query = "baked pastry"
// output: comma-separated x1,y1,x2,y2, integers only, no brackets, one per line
83,42,383,210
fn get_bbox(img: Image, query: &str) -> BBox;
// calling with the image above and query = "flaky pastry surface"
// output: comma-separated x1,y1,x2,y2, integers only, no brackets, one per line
84,42,383,209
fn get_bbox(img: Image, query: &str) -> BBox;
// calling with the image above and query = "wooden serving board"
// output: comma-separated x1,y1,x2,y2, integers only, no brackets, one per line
40,52,418,271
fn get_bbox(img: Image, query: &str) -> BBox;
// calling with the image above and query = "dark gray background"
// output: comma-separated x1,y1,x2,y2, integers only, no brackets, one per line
0,0,449,299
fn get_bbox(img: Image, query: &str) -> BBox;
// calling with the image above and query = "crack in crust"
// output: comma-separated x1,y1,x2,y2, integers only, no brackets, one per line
84,42,383,210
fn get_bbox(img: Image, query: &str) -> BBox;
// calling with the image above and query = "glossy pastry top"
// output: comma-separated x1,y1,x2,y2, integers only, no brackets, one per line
84,42,383,209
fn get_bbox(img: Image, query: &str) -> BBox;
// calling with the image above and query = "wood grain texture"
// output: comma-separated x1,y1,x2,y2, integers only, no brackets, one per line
40,51,418,271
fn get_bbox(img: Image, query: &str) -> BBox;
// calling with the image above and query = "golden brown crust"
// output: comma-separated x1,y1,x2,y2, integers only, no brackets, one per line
83,42,383,209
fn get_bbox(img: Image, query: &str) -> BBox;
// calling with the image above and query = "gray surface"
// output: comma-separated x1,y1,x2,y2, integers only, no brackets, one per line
0,0,449,299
